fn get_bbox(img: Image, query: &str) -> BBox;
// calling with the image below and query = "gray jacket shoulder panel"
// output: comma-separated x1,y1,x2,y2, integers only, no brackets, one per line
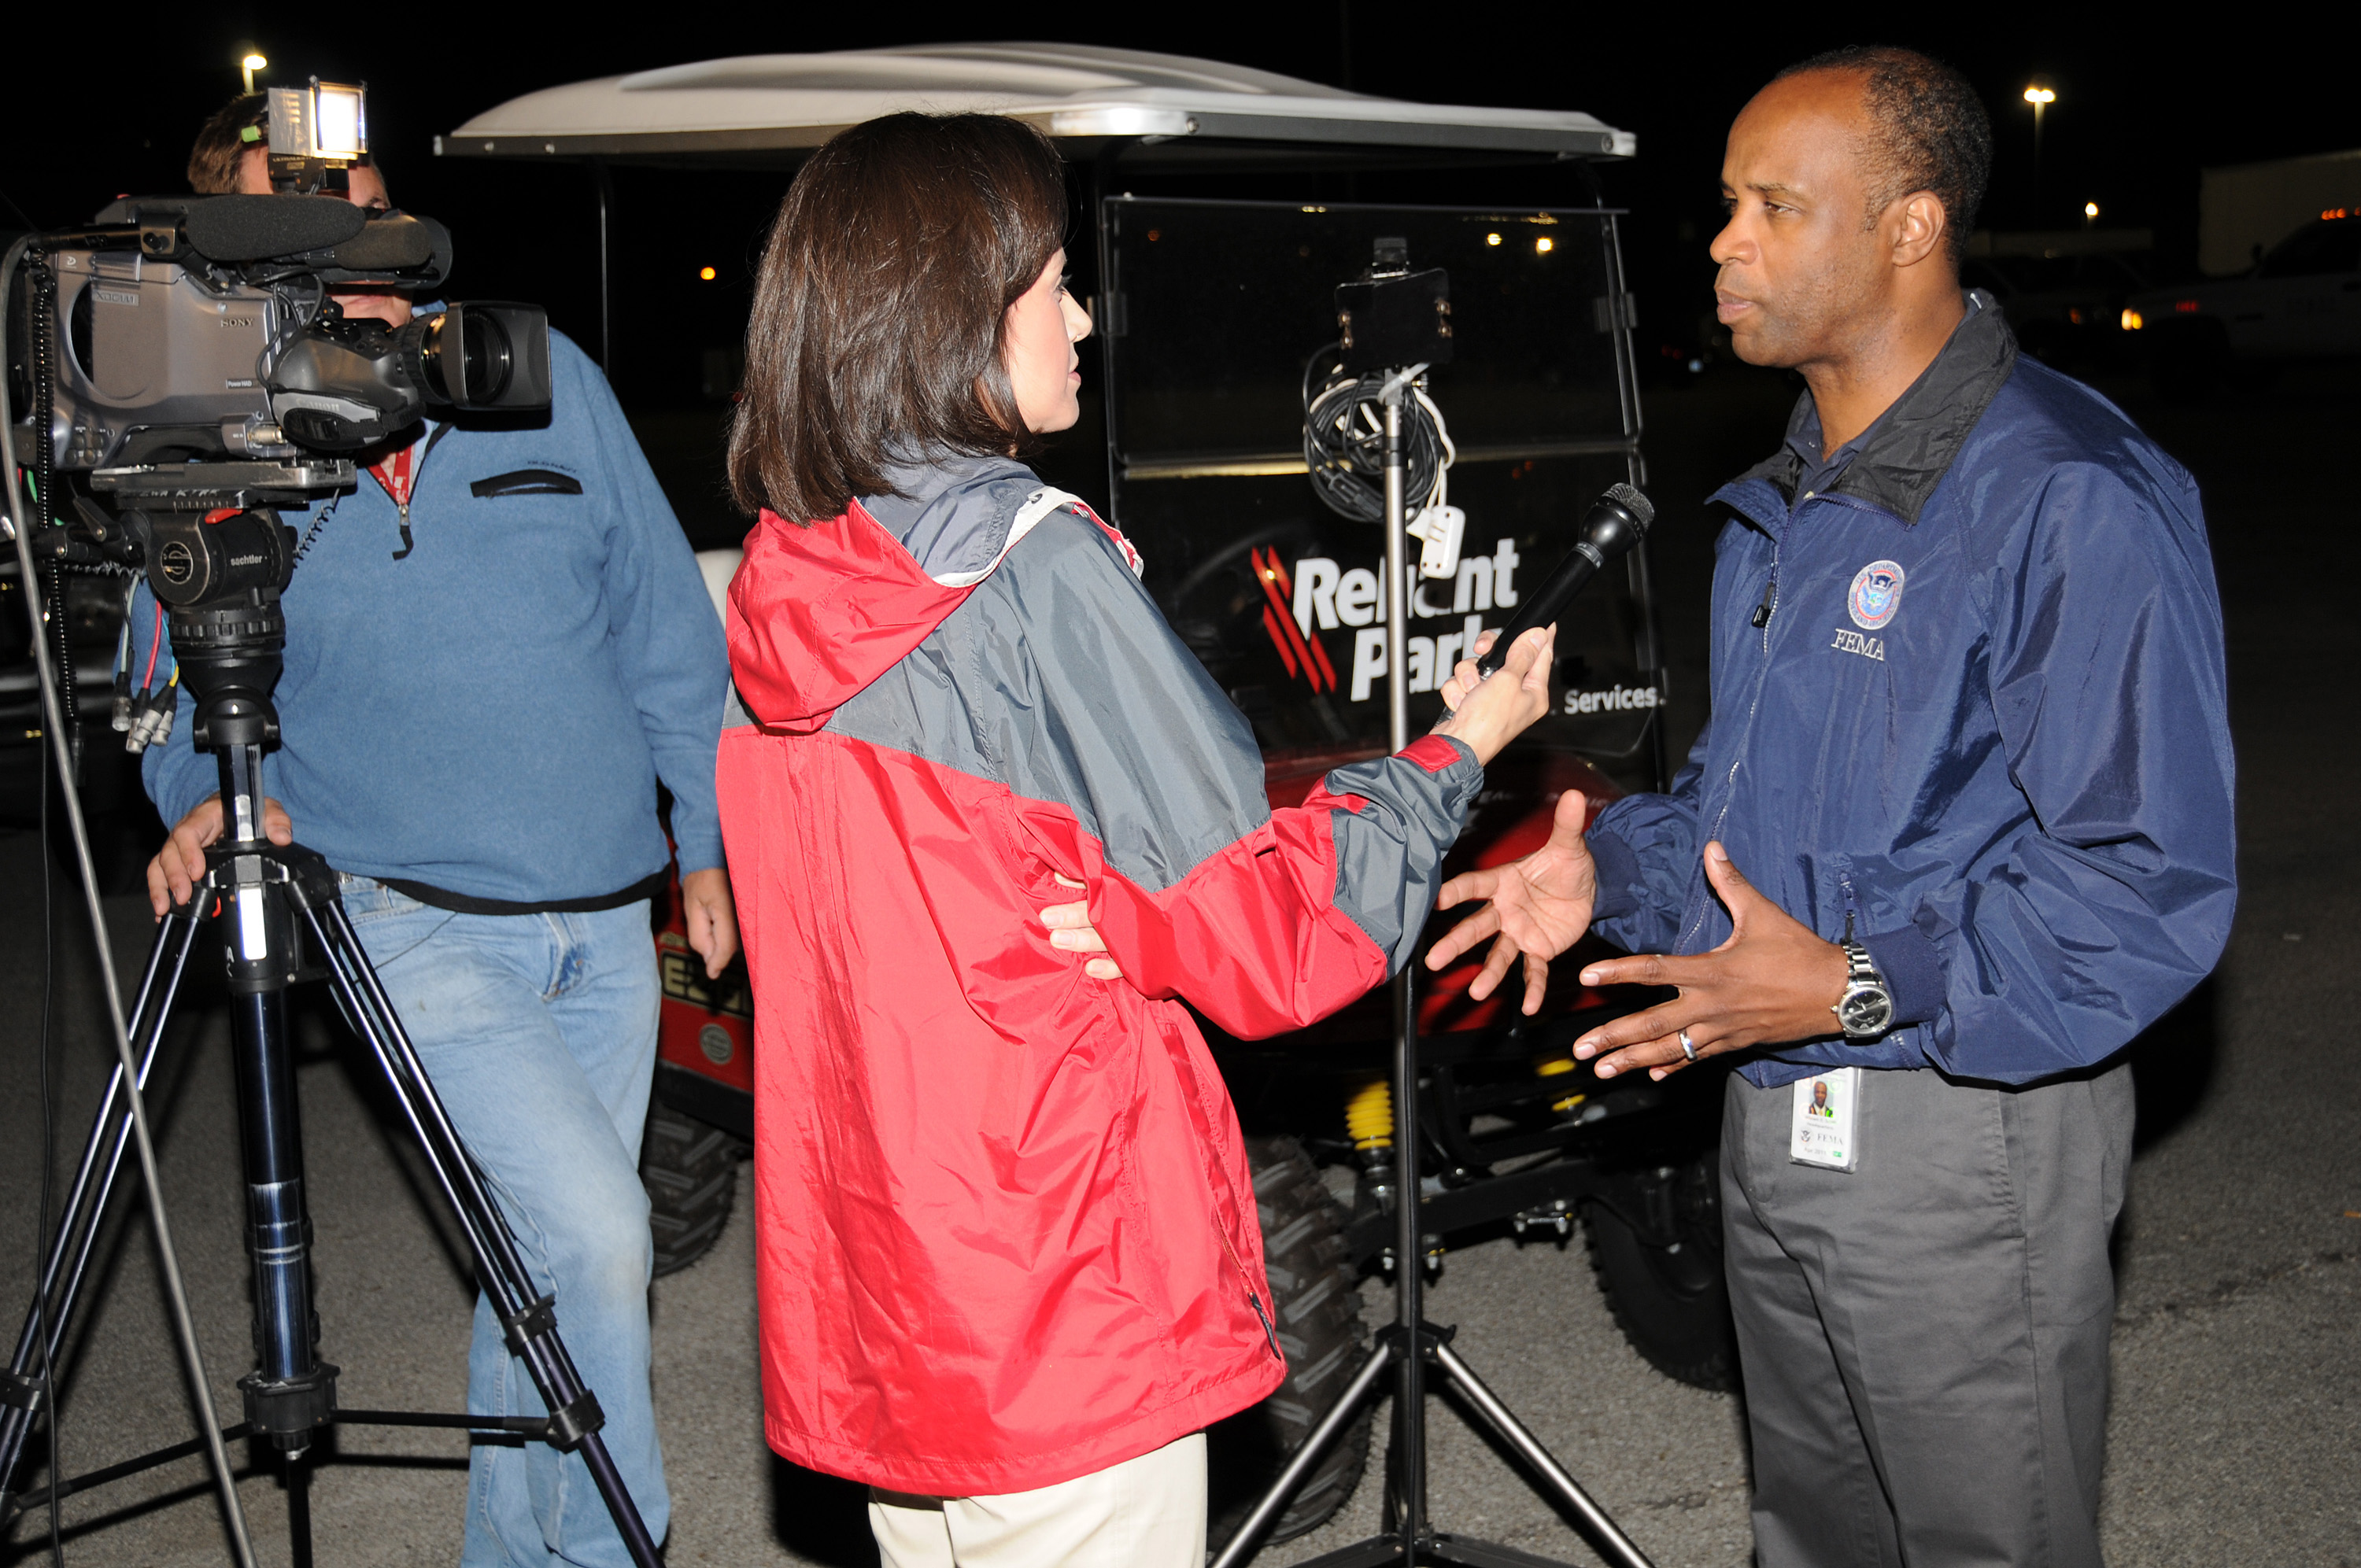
826,509,1271,894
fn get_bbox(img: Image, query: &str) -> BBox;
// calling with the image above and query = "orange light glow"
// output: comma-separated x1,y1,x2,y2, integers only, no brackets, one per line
1535,236,1554,254
2121,308,2144,330
698,266,716,281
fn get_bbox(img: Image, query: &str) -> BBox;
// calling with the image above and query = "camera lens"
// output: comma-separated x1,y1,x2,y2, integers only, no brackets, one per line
459,311,513,403
420,308,513,406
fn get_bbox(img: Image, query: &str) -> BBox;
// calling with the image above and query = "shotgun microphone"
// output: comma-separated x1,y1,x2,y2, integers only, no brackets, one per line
1476,483,1655,676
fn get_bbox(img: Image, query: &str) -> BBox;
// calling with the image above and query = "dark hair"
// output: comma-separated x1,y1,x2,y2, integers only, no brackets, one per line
1773,46,1990,265
727,113,1070,523
190,93,268,194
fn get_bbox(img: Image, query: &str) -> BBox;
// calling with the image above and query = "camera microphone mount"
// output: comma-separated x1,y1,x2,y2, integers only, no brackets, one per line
1222,244,1656,1568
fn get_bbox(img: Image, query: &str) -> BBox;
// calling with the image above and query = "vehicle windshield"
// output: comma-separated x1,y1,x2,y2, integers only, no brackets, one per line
1101,197,1660,790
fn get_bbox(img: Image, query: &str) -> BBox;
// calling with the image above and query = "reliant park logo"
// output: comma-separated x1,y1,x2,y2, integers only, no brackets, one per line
1256,541,1525,703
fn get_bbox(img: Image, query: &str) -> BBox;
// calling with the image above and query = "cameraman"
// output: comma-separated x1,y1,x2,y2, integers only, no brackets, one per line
134,94,735,1566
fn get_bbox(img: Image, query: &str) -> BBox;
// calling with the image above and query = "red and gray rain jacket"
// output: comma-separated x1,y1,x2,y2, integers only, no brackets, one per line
718,453,1480,1496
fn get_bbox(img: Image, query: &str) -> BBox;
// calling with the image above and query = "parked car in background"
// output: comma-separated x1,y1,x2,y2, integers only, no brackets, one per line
2126,210,2361,395
1961,230,2152,369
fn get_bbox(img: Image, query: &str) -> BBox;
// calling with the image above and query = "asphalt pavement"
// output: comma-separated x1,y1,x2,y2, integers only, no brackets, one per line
2,360,2354,1567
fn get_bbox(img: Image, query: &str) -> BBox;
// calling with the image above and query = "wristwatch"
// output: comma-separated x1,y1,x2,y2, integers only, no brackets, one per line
1831,914,1894,1039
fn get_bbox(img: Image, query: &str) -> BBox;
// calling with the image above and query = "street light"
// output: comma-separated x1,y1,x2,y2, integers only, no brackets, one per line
2084,201,2100,229
2023,85,2056,219
240,51,268,94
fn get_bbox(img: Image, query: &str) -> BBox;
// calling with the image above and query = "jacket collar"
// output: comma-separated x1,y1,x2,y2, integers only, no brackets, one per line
1730,289,2019,526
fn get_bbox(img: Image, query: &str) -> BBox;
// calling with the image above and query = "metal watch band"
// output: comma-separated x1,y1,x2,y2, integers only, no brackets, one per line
1843,937,1879,984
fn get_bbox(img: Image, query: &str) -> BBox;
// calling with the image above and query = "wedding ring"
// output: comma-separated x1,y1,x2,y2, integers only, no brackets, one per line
1678,1028,1698,1062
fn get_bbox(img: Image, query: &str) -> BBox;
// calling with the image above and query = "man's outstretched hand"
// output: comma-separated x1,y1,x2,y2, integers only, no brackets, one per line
147,793,294,918
1571,841,1848,1080
1424,790,1597,1016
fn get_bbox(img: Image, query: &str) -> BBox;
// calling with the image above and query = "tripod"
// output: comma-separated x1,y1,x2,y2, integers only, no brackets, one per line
1214,369,1654,1568
0,520,661,1568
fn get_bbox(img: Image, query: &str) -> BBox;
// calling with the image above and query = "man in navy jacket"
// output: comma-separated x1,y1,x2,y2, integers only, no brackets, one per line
1433,47,2234,1568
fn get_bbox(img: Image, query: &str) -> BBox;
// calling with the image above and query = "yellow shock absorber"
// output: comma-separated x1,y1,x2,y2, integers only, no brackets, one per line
1344,1076,1394,1150
1535,1053,1587,1115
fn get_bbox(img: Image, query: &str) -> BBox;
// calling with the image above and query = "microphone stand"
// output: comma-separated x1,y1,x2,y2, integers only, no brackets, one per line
1213,367,1654,1568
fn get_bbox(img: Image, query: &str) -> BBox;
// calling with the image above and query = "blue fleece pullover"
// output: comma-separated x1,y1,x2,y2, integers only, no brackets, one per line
137,330,728,901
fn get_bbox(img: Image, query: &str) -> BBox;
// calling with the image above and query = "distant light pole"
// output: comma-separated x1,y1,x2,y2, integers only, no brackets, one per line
2084,201,2100,230
2023,86,2056,220
241,51,268,94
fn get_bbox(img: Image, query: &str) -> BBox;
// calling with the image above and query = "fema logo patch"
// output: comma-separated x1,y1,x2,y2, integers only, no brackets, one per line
1848,560,1906,630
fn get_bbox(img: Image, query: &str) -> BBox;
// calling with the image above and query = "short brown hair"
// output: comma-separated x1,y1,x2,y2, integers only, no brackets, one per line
190,93,268,194
726,113,1069,523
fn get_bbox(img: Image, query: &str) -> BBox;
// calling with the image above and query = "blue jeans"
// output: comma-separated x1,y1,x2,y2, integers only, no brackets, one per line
342,876,669,1566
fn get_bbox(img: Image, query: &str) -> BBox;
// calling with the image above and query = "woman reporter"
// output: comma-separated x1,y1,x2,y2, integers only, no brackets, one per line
717,112,1554,1568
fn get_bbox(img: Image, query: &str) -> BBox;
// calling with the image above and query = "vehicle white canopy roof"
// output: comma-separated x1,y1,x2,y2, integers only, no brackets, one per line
439,42,1634,165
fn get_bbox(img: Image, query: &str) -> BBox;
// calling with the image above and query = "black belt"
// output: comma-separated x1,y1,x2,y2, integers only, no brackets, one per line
375,866,670,917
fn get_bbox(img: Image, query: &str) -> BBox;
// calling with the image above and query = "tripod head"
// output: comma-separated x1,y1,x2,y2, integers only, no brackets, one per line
82,461,347,846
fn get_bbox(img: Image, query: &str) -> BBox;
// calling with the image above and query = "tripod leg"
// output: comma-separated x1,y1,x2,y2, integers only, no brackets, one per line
294,896,663,1568
1431,1340,1655,1568
227,983,325,1407
286,1448,314,1568
206,835,342,1568
0,909,204,1507
1209,1339,1398,1568
1387,961,1429,1551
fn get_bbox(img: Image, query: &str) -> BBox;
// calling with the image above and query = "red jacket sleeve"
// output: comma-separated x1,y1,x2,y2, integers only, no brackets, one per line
1013,736,1480,1040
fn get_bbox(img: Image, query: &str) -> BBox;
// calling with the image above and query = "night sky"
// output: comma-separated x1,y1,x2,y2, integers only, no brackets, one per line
6,7,2344,406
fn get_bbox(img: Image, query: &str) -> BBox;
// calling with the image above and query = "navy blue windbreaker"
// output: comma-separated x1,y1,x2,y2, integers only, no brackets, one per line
1587,295,2236,1087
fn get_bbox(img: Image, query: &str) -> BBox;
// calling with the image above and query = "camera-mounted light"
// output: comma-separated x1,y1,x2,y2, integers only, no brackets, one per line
266,79,371,195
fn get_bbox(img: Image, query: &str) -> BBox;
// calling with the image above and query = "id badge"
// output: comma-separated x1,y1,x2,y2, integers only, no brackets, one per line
1790,1066,1862,1172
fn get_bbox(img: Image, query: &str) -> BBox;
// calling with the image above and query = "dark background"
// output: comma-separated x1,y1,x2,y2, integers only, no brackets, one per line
6,2,2348,865
5,5,2348,446
4,17,2357,1562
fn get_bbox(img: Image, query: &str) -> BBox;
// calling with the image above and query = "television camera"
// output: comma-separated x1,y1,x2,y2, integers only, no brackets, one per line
16,183,547,755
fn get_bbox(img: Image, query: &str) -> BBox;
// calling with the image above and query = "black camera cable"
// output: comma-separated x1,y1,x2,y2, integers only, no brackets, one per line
35,608,64,1564
1300,341,1454,525
1,233,261,1568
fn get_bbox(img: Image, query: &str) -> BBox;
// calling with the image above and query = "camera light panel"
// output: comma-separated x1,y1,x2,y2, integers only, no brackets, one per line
312,82,367,158
267,80,368,164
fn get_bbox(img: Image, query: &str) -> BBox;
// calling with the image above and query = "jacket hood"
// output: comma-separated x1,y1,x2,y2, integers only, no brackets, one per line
726,453,1047,732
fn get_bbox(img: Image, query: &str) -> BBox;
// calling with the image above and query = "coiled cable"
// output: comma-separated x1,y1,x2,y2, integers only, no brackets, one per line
1300,342,1454,525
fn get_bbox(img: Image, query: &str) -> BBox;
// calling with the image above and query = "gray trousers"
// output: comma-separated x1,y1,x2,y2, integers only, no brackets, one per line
1721,1063,2134,1568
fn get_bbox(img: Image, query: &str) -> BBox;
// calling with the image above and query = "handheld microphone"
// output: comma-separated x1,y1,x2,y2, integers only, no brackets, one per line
1476,483,1655,676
